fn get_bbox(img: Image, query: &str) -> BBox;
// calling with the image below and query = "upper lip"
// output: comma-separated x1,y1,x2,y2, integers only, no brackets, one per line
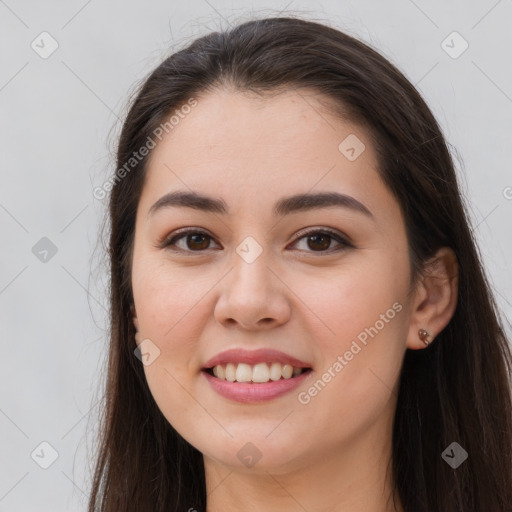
202,348,312,369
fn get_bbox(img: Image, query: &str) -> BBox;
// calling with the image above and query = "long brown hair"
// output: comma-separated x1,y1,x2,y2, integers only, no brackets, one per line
88,15,512,512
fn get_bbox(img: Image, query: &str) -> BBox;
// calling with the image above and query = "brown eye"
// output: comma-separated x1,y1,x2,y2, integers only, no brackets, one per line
185,233,211,250
291,228,350,254
305,233,332,251
161,230,218,252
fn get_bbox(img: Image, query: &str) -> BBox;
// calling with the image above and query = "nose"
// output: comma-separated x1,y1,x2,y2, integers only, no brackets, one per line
214,249,291,331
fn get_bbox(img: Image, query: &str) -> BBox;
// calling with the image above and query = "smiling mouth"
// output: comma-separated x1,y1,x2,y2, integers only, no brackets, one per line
204,362,313,383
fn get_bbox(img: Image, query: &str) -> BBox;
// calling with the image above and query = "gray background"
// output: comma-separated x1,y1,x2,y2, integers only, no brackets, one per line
1,0,511,510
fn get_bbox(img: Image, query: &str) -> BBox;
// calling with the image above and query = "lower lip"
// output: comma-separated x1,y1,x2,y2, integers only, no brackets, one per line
201,369,312,403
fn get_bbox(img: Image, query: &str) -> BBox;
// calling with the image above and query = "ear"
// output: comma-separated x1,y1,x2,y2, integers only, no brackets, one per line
406,247,459,349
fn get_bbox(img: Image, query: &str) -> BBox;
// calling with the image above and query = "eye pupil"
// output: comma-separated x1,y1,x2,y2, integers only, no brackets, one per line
188,233,209,250
307,234,331,251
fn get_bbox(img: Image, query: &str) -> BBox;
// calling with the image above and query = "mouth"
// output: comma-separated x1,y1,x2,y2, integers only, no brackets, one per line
201,348,313,402
201,363,313,403
203,362,313,383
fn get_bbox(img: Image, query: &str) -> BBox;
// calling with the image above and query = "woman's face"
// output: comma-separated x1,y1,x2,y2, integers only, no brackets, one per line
131,88,417,473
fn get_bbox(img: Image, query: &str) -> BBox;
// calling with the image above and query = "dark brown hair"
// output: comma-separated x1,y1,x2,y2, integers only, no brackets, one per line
88,15,512,512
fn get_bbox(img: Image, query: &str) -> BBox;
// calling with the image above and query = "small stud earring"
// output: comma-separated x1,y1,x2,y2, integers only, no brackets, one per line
418,328,431,346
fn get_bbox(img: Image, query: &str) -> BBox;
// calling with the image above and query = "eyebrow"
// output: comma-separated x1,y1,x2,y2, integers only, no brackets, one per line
147,190,374,220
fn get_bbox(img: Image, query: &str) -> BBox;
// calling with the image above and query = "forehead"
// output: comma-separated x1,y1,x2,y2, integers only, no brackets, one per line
139,88,396,224
147,87,373,167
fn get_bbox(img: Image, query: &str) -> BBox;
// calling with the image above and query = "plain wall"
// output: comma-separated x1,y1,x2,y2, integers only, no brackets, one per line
1,0,511,509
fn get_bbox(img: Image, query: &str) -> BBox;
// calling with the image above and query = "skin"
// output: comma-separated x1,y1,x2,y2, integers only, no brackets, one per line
131,87,458,512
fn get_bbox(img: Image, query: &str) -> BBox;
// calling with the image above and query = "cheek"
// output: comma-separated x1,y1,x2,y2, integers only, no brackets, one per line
132,260,213,395
299,256,406,348
133,260,207,337
292,257,407,410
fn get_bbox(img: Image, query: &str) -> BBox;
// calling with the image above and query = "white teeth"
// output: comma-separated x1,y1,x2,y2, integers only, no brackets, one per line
210,362,306,383
252,362,270,383
282,364,293,379
235,363,253,382
216,364,225,380
225,363,236,382
269,362,282,381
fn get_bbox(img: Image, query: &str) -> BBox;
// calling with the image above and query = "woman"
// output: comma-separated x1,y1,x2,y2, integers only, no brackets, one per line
88,15,512,512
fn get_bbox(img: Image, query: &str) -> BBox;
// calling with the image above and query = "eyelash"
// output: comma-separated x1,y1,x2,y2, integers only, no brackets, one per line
158,227,352,256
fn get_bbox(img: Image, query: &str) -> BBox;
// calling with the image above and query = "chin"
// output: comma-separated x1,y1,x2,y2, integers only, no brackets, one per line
198,433,308,474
